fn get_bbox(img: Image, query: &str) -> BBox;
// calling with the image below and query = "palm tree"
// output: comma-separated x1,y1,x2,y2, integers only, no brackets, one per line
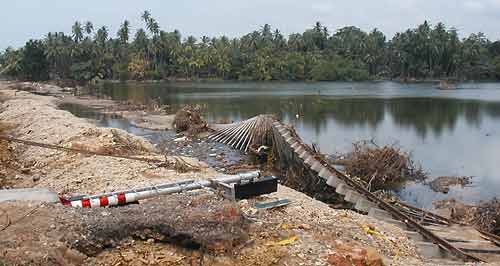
117,20,130,44
95,26,109,47
142,11,151,25
84,21,94,37
72,21,83,43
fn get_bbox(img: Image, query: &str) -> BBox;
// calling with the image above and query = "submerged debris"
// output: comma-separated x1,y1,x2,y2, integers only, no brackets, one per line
173,105,208,134
333,141,427,191
428,176,472,193
434,198,500,235
472,199,500,235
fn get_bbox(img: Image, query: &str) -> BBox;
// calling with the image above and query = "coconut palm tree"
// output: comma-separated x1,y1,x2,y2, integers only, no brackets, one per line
72,21,83,43
117,20,130,44
84,21,94,37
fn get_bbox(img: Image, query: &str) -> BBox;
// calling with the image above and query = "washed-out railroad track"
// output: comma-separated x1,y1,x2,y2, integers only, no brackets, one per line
209,115,500,264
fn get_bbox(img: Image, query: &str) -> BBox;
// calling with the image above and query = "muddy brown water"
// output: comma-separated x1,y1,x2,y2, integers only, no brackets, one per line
74,81,500,209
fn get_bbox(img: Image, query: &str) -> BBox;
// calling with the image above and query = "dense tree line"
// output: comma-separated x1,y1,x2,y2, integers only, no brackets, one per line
1,12,500,82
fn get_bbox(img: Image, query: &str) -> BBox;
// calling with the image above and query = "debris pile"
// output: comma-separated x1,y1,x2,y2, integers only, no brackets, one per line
428,176,472,193
434,198,500,235
173,105,208,134
470,199,500,235
66,128,154,156
334,141,427,191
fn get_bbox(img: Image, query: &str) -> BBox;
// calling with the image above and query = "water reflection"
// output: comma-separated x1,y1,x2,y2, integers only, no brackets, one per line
85,82,500,140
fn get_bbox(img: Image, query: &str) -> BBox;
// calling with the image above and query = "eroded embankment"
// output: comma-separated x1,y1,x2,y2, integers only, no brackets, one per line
0,81,432,266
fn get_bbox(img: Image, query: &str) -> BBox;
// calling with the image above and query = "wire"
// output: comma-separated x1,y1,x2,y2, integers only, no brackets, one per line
0,135,165,164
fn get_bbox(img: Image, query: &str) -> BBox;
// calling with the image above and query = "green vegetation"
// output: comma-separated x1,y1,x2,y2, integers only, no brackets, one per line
1,12,500,82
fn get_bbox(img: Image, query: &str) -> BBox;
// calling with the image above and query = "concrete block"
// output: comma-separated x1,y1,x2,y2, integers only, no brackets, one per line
311,162,322,172
290,142,300,150
304,157,316,166
405,231,424,242
416,242,443,258
294,146,305,155
344,190,362,203
354,198,376,213
299,151,309,159
335,183,350,195
368,207,391,220
381,218,407,230
326,176,342,188
318,168,330,179
0,188,59,203
282,131,291,138
285,137,294,143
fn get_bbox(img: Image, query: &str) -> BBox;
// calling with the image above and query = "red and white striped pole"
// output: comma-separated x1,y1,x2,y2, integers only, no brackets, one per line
59,171,260,208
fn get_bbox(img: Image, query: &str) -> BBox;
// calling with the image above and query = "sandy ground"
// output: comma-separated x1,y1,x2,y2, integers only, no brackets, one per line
0,81,470,266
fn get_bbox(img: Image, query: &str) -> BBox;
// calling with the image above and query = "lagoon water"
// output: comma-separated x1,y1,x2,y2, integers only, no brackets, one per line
86,81,500,208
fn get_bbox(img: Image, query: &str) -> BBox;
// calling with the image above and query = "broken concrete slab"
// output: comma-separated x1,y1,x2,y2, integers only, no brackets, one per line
0,188,59,203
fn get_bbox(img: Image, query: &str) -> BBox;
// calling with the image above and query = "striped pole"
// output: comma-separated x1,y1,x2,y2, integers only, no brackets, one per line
59,171,260,208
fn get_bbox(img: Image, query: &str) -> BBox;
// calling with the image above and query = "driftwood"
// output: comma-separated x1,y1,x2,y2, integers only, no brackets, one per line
173,105,208,134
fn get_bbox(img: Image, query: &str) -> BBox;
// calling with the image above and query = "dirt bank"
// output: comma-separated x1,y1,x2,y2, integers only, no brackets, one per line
0,86,212,195
7,81,176,131
0,81,443,266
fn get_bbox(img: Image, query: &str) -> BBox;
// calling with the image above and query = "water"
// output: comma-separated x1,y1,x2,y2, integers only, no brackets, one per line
58,102,248,170
84,81,500,209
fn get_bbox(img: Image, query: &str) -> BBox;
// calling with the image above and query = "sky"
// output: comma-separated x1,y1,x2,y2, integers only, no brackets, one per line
1,0,500,49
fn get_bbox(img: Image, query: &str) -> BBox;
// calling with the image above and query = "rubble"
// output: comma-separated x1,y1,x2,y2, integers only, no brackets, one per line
434,198,500,236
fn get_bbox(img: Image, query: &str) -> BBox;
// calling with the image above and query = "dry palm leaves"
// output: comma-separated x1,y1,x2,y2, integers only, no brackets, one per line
173,106,208,134
334,141,426,191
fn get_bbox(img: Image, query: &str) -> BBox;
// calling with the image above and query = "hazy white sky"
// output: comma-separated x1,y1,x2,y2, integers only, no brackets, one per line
1,0,500,49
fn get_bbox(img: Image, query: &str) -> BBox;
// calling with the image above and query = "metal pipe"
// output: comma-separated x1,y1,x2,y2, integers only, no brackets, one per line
62,171,260,208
